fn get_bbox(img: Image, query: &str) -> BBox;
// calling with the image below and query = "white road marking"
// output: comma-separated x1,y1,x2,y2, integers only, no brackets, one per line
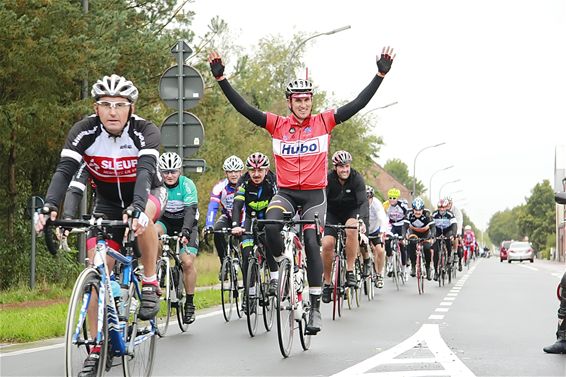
447,293,458,296
428,314,444,320
0,309,223,357
440,302,453,306
552,273,563,278
517,264,538,272
443,297,456,301
435,308,450,312
331,324,475,376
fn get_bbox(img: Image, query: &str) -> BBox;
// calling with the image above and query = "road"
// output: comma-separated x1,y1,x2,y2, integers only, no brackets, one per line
2,257,565,376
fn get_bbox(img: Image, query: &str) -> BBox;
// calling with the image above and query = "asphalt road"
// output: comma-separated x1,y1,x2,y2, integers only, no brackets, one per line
2,257,565,376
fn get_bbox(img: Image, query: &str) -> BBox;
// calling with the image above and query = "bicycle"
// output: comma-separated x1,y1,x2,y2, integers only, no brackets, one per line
243,223,275,337
387,233,406,291
436,235,450,288
360,235,379,301
258,212,320,358
325,223,359,320
155,234,189,336
209,228,244,322
45,216,156,377
408,235,428,295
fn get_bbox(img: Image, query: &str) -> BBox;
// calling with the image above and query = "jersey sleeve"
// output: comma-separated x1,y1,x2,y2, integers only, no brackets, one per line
182,177,198,206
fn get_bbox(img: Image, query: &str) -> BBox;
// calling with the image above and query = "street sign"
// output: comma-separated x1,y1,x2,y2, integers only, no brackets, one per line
159,65,204,110
161,112,204,158
183,159,207,174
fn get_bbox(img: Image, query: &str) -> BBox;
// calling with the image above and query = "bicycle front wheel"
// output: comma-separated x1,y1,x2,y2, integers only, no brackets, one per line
122,281,156,377
65,268,107,377
261,260,274,331
174,265,189,332
246,259,260,337
276,258,294,358
155,259,171,337
220,258,234,322
298,264,311,351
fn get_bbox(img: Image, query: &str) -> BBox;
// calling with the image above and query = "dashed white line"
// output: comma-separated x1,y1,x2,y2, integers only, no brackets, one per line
440,302,453,306
435,308,450,312
517,264,538,271
429,314,445,320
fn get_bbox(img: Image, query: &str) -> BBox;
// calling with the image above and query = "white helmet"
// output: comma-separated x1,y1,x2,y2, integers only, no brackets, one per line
223,155,244,171
285,78,314,98
91,74,139,102
332,150,353,166
464,225,472,231
159,152,182,170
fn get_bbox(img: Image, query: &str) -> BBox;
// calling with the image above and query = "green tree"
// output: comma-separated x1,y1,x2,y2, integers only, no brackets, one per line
487,206,524,246
383,158,425,195
517,180,555,255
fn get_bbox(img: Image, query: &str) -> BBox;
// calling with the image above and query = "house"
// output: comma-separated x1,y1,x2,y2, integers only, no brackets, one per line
365,162,411,201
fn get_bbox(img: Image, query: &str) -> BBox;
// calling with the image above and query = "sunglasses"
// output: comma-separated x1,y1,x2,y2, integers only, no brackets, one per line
96,101,132,109
161,169,179,175
389,197,398,200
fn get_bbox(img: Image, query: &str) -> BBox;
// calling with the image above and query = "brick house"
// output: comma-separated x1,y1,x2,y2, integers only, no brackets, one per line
364,162,411,201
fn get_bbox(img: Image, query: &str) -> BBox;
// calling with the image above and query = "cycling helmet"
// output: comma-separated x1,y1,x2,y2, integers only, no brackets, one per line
387,188,401,199
464,225,472,231
91,74,139,102
366,185,375,198
332,150,353,166
437,198,450,208
412,197,425,210
223,155,244,171
159,152,182,170
285,78,314,98
246,152,270,169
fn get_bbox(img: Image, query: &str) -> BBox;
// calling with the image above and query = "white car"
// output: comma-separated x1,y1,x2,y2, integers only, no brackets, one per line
507,241,535,263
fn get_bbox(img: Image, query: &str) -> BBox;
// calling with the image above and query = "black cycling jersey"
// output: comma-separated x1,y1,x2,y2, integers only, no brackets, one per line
217,74,384,127
404,209,434,238
432,210,458,237
231,170,278,227
325,168,369,229
45,115,162,211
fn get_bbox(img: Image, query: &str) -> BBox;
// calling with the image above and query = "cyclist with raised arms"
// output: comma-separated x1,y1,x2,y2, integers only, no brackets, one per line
321,150,368,303
209,46,395,334
156,152,199,325
364,185,388,288
383,187,410,278
432,198,457,280
204,155,244,277
35,74,166,376
231,152,278,311
404,197,434,280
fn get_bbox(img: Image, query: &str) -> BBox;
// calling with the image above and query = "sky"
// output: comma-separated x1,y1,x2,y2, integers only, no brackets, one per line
186,0,566,230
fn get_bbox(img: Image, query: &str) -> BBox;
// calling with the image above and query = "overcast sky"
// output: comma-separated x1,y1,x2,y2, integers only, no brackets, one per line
188,0,566,230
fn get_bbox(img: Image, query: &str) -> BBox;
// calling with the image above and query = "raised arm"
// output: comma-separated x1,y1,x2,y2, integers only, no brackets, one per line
334,46,395,124
208,51,267,127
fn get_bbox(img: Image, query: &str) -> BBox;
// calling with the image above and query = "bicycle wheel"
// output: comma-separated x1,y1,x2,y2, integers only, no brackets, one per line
354,258,362,308
276,258,294,358
338,258,346,317
246,258,260,337
174,265,189,332
391,251,400,291
155,259,171,337
332,255,340,320
220,257,234,322
65,268,107,377
438,252,444,288
261,260,274,331
298,265,311,351
416,253,423,295
234,259,244,319
122,280,156,377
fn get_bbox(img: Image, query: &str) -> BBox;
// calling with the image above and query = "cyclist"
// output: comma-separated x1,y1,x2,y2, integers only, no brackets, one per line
35,74,166,376
208,46,395,335
364,185,387,288
231,152,278,312
155,152,199,324
446,197,464,271
321,151,369,303
404,197,434,280
462,225,476,265
383,187,409,278
432,198,457,281
543,272,566,353
204,155,244,277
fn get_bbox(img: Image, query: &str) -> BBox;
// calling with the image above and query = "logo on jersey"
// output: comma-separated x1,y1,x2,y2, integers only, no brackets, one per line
84,155,137,182
279,139,320,156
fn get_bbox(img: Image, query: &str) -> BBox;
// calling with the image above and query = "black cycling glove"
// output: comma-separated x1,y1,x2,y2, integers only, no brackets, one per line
376,52,394,75
182,228,191,240
210,58,225,79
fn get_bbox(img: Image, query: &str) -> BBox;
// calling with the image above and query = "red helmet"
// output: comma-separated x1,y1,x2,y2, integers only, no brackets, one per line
437,198,450,208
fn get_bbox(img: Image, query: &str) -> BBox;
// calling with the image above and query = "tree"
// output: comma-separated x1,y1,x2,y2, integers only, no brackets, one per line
487,206,524,246
383,158,425,195
517,180,555,254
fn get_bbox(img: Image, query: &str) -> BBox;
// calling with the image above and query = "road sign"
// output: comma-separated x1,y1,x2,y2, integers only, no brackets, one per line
161,112,204,158
159,65,204,110
183,159,207,174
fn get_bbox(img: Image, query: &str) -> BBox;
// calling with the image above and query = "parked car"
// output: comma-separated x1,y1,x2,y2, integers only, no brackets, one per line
507,241,535,263
500,240,512,262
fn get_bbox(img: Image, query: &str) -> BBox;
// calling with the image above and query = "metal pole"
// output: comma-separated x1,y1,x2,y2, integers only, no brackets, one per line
30,213,36,289
177,41,185,159
412,142,446,199
79,0,89,263
438,179,461,200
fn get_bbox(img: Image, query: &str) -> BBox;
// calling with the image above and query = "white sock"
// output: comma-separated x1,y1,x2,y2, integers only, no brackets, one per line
143,274,157,284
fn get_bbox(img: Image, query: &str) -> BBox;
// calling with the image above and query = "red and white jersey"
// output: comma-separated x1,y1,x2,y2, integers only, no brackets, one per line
463,230,476,246
266,110,336,190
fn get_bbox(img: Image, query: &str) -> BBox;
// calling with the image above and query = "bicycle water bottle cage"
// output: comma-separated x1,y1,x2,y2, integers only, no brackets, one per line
283,211,293,221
